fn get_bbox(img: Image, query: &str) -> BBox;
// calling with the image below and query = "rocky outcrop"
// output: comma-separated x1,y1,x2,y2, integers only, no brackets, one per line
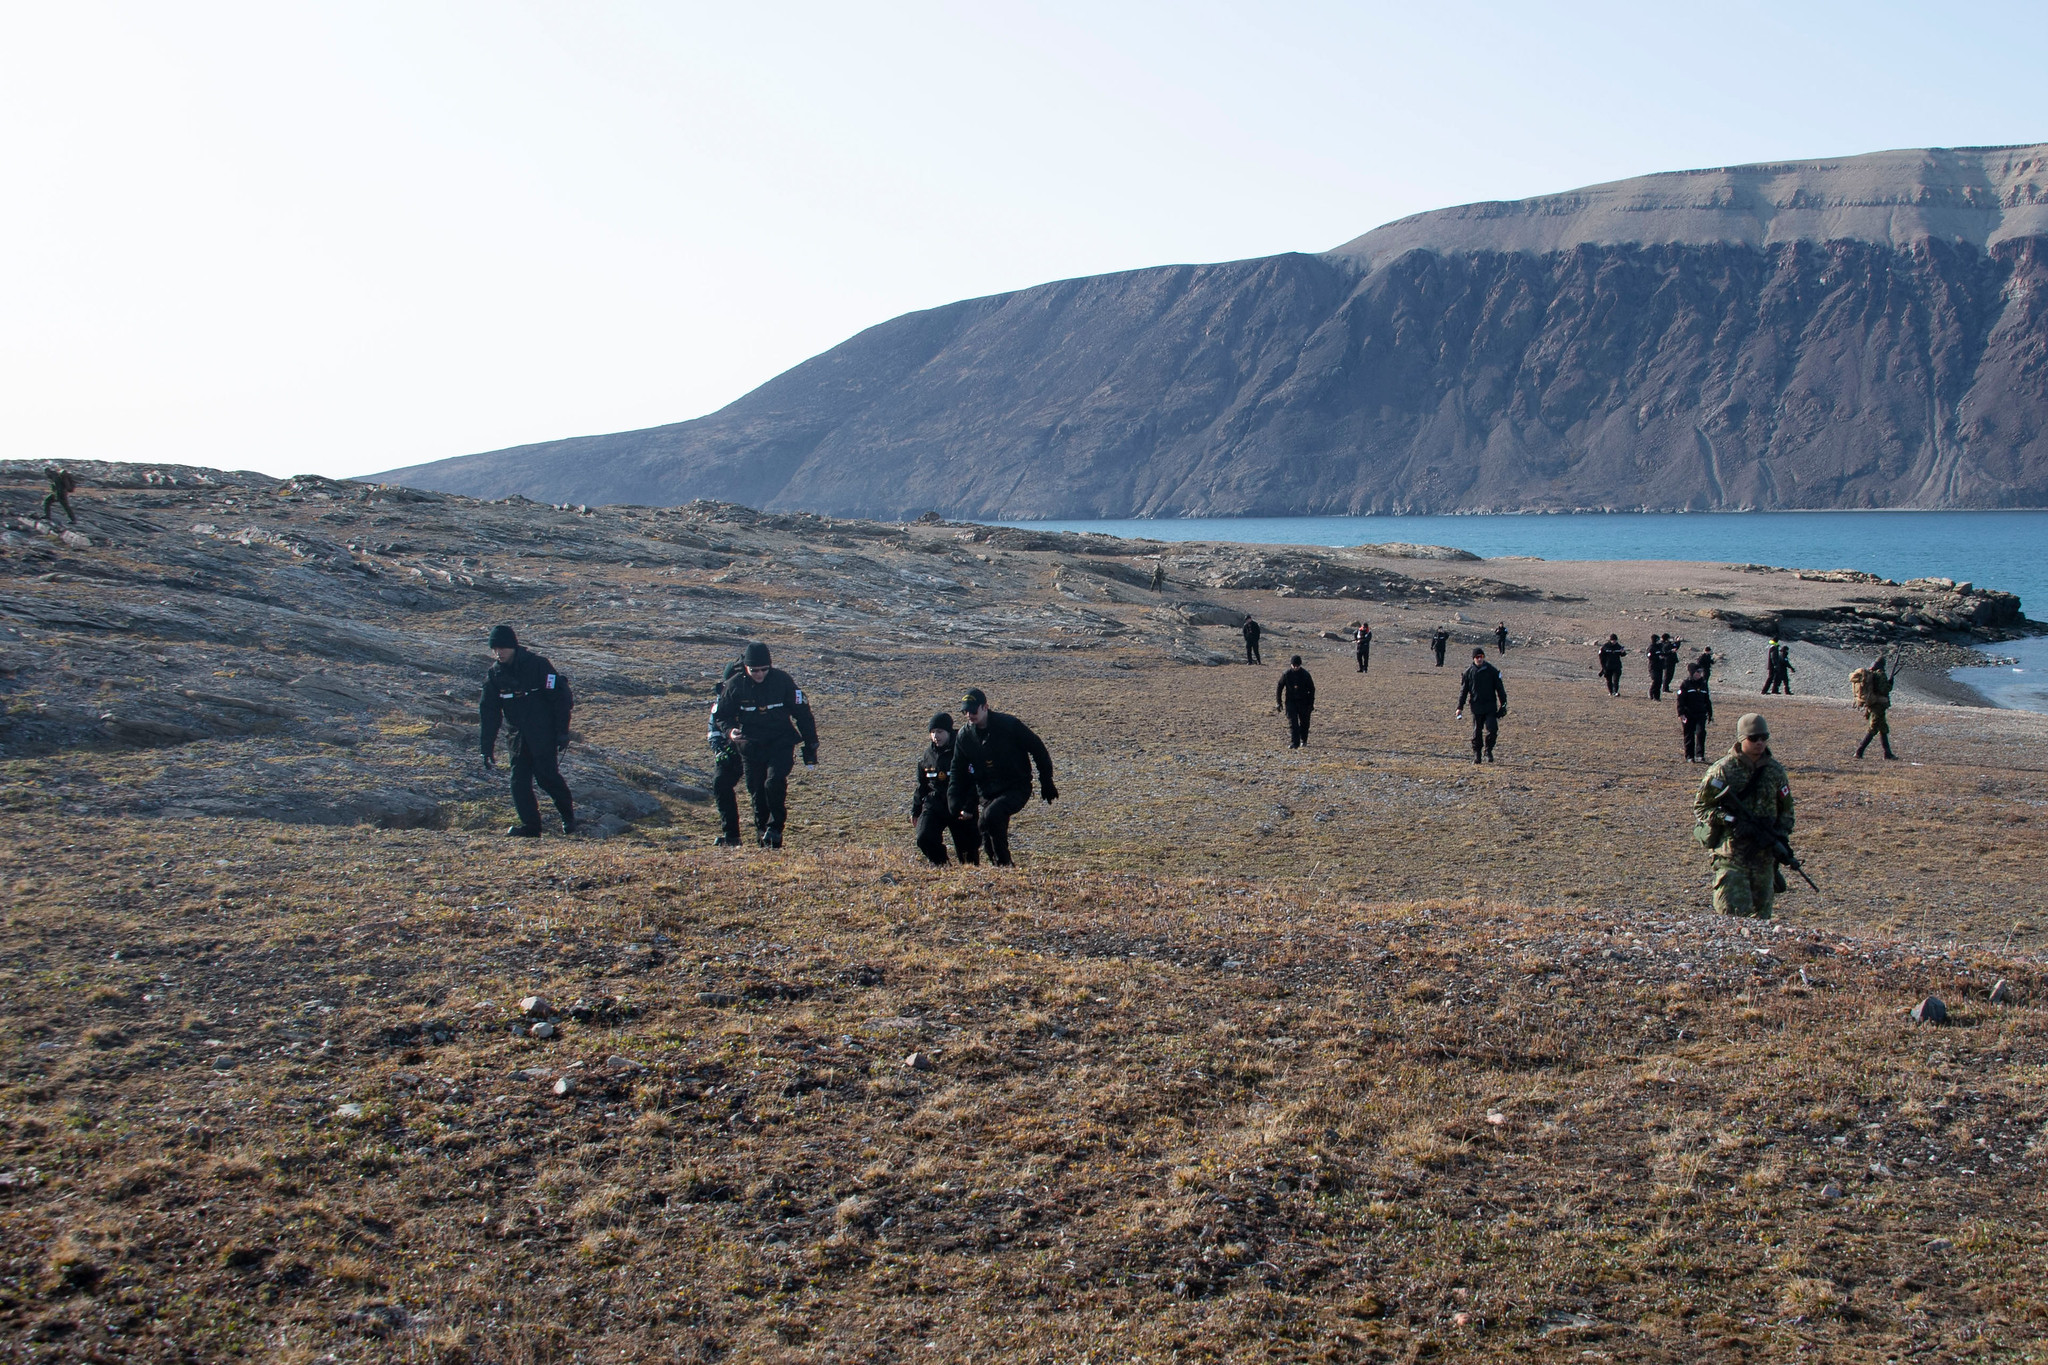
380,146,2048,519
1706,571,2031,648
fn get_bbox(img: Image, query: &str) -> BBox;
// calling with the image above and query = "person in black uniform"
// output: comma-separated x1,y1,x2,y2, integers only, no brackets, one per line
704,657,746,845
911,712,979,866
1661,636,1685,692
1647,634,1666,701
1456,647,1508,764
1494,622,1509,653
1694,646,1717,685
1676,664,1714,762
1354,620,1372,673
709,641,819,848
480,624,576,837
948,688,1056,867
42,466,78,524
1597,634,1627,695
1431,627,1449,666
1275,655,1316,748
1241,617,1262,664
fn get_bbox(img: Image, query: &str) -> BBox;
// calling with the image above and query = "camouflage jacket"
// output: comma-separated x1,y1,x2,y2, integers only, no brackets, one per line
1694,749,1794,862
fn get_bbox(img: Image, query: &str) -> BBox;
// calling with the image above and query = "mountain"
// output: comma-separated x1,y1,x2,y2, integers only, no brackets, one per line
379,144,2048,517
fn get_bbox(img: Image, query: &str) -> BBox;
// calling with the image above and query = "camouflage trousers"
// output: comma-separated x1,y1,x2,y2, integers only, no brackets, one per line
1712,856,1777,919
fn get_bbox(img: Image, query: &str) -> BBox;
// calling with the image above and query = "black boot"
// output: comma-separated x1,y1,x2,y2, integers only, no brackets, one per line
1855,739,1870,759
506,824,541,838
1882,739,1897,760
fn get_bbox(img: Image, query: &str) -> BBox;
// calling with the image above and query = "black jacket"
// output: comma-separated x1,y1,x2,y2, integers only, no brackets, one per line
1241,619,1261,641
949,711,1055,806
1275,665,1316,713
1676,677,1714,722
711,667,819,755
481,647,573,756
1457,661,1507,718
1598,641,1627,674
912,739,958,819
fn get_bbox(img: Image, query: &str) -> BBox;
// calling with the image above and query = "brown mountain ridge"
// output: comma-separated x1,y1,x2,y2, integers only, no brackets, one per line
380,144,2048,518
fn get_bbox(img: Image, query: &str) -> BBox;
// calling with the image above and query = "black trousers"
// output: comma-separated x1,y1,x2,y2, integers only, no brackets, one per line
43,490,75,523
711,749,745,838
1469,713,1498,757
915,803,980,865
1433,641,1446,666
1244,636,1261,663
715,745,795,835
1682,717,1708,760
1286,708,1312,748
1356,640,1370,672
510,739,574,831
971,786,1031,866
1603,667,1621,695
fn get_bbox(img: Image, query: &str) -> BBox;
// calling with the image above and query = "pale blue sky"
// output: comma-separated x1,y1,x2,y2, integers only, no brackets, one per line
3,1,2042,478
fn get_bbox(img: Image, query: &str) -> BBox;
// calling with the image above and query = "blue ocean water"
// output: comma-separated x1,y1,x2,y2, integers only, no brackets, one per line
999,511,2048,710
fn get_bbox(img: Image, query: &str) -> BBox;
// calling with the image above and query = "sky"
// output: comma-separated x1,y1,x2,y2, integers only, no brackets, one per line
3,1,2045,481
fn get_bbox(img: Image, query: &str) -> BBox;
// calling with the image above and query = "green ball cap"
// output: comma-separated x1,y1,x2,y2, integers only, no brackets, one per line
1736,713,1769,739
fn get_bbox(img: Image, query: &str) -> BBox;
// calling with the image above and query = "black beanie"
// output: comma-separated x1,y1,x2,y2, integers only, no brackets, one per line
744,641,772,667
929,712,954,733
488,624,517,649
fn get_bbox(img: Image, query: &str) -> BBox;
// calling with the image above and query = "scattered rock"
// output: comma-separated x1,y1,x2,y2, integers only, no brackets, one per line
905,1052,935,1072
1989,979,2014,1004
334,1102,364,1119
696,992,739,1008
1910,997,1949,1025
210,1055,237,1071
519,995,550,1018
530,1021,558,1040
553,1077,576,1097
1819,1182,1844,1201
605,1055,646,1073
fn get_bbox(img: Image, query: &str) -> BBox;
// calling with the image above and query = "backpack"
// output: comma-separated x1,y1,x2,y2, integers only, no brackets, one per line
1850,667,1875,707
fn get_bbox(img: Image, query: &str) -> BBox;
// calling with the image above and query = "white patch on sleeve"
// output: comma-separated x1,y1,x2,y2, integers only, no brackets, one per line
545,674,556,689
794,688,805,705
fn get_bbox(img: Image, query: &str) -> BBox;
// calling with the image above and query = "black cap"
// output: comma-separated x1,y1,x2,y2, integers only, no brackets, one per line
1472,647,1486,657
962,687,988,712
928,712,953,733
1290,655,1303,665
488,624,517,649
744,641,772,668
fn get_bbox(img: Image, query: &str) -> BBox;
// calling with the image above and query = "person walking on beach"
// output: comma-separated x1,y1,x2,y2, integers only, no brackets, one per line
1694,645,1717,684
1353,620,1372,673
1431,627,1449,667
1853,656,1897,760
949,688,1057,867
1241,617,1262,665
1660,635,1684,692
1495,622,1509,653
1598,634,1627,696
1456,647,1508,764
1276,655,1316,748
1693,713,1796,920
1648,634,1667,700
1776,643,1795,695
1676,664,1714,762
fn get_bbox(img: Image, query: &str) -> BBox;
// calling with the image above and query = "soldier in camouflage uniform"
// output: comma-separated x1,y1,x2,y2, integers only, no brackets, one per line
1692,713,1796,919
1854,656,1896,760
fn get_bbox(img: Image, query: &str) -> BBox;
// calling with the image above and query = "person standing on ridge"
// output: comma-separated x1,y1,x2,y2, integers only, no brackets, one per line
1852,655,1897,760
912,712,979,866
1456,647,1508,764
42,466,78,524
480,625,576,838
710,641,819,848
1598,634,1627,696
1241,617,1262,665
1431,627,1449,667
1275,655,1317,749
1676,663,1714,762
1495,622,1509,653
1693,712,1796,920
1353,620,1373,673
949,688,1056,867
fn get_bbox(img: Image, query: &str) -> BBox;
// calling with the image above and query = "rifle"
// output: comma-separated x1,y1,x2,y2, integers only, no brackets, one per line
1712,786,1819,893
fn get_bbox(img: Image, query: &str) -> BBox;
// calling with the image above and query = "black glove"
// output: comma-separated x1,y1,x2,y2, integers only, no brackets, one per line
802,745,818,767
556,738,570,753
482,752,497,771
1497,705,1507,717
1040,781,1059,804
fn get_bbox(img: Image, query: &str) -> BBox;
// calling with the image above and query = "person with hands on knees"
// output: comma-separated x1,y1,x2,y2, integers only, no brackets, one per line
480,624,576,837
948,687,1056,868
709,640,819,849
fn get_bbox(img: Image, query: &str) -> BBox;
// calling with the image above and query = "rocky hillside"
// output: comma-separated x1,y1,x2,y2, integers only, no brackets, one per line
380,145,2048,518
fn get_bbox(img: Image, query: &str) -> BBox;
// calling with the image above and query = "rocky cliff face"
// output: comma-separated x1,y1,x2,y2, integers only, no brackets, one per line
381,145,2048,517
